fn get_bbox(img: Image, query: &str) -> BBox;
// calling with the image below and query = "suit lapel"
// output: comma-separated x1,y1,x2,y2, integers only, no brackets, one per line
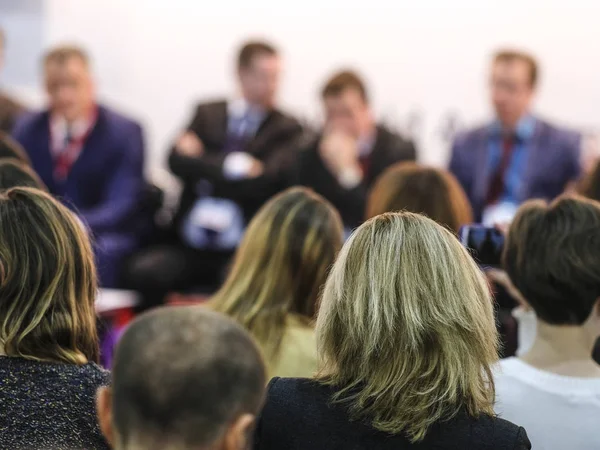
245,111,277,156
520,120,545,200
473,128,493,206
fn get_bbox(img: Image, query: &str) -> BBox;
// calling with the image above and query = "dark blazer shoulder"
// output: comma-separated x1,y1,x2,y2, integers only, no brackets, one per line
535,117,581,145
193,99,228,116
453,124,489,149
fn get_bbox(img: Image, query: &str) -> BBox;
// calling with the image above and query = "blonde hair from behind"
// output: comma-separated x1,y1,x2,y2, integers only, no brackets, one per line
317,212,498,442
366,162,473,232
210,187,343,363
0,187,98,365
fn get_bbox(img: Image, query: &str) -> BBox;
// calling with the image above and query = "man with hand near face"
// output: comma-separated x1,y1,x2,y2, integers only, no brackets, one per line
449,50,581,224
295,71,416,230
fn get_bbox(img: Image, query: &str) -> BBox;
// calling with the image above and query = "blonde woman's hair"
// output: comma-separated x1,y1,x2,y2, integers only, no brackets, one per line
211,187,343,362
317,212,498,442
366,162,473,232
0,187,98,364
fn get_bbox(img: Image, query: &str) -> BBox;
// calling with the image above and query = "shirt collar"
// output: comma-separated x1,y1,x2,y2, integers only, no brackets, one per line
490,114,536,142
228,98,265,120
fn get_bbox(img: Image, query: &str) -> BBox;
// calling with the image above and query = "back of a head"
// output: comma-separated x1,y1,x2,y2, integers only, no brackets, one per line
0,132,31,164
504,195,600,325
580,159,600,202
366,162,473,232
211,187,343,356
111,307,266,450
0,159,45,190
0,187,98,364
317,212,498,441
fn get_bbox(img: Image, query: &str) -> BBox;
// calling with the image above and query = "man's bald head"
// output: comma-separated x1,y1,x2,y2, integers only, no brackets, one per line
99,307,266,450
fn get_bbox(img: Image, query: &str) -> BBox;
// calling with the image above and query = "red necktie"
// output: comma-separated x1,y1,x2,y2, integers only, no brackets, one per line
486,135,515,206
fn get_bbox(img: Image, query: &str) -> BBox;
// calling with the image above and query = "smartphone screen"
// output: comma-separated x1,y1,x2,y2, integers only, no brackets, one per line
459,225,505,267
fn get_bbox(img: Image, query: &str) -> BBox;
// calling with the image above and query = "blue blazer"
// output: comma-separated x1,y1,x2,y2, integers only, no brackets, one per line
449,118,581,221
12,106,145,286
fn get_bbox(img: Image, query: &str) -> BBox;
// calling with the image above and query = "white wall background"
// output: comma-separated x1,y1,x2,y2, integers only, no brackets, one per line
2,0,600,186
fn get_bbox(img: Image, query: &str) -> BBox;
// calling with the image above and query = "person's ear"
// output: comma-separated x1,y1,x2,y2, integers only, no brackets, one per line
223,414,256,450
96,386,115,447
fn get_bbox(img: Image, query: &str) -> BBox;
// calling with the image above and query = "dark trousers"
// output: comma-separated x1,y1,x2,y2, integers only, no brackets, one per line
123,244,233,309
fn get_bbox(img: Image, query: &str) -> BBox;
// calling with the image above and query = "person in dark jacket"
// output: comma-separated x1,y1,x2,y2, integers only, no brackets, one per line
126,41,302,305
12,45,146,288
0,188,110,450
254,212,531,450
295,70,416,229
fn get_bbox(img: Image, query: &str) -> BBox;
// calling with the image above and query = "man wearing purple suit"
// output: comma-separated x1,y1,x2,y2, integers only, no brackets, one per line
13,46,145,287
450,50,581,224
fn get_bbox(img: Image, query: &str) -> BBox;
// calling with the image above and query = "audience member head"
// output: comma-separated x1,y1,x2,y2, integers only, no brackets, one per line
504,196,600,334
211,187,343,360
43,45,95,123
317,212,498,442
0,132,30,164
321,70,373,139
0,187,98,364
237,40,280,110
0,159,45,190
491,49,538,129
97,307,266,450
366,162,473,232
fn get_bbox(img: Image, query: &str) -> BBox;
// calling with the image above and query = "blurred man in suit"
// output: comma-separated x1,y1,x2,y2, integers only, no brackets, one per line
13,46,145,287
295,71,416,229
126,40,302,305
450,50,581,224
0,28,26,133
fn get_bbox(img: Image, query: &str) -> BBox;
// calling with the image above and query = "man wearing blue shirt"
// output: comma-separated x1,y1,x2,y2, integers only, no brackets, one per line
450,50,581,224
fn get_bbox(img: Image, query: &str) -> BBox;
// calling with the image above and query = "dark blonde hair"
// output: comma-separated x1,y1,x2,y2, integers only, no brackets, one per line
317,213,498,442
211,187,343,361
0,187,98,364
493,49,538,87
504,195,600,325
44,45,89,68
366,162,473,232
322,70,368,103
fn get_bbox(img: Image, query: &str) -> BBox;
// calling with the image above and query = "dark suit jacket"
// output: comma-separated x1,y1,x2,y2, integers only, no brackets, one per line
169,100,302,230
295,125,416,229
254,378,531,450
449,118,581,221
12,105,146,286
0,91,26,134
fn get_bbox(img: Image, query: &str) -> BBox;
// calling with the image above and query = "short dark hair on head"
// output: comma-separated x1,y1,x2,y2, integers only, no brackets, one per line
112,307,266,448
43,44,89,67
238,40,277,69
0,159,45,191
0,132,30,164
322,70,368,103
493,49,538,87
503,195,600,325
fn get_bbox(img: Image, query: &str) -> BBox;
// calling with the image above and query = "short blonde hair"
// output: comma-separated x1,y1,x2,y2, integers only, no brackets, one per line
211,187,343,362
366,162,473,232
317,212,498,441
0,187,98,364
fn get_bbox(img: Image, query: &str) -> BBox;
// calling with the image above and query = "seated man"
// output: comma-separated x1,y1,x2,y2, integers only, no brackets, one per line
0,28,26,134
295,71,417,229
127,40,302,303
97,307,266,450
450,50,581,224
12,45,145,287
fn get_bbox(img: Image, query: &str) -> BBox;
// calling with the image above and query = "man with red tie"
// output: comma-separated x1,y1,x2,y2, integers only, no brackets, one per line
295,71,417,230
449,50,581,224
12,46,145,288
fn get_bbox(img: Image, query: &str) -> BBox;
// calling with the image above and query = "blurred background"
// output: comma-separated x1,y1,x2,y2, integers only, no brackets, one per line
3,0,600,187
